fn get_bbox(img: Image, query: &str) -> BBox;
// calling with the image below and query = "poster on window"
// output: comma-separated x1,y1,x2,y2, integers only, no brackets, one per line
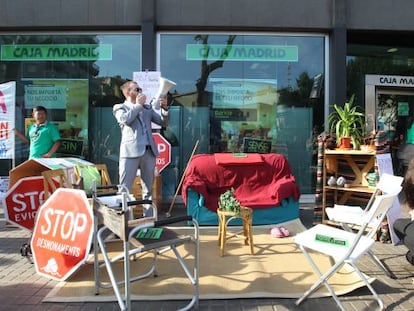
210,78,277,153
0,176,9,201
0,81,16,159
22,79,89,157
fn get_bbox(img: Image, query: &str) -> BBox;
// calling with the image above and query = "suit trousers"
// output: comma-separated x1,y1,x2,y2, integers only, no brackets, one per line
393,218,414,264
119,149,156,217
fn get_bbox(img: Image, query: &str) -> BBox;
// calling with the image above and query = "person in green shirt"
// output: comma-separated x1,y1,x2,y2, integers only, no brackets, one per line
397,117,414,176
406,117,414,144
14,106,61,159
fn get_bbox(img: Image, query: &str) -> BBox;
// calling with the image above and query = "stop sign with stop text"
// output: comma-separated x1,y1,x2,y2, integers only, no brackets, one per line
31,188,93,281
152,132,171,172
2,176,48,231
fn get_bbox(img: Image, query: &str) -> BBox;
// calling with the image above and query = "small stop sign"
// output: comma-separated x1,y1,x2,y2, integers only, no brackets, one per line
152,133,171,172
31,188,93,281
3,176,48,231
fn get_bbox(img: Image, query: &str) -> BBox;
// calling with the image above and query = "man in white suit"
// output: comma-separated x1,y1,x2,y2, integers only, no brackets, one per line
113,80,168,216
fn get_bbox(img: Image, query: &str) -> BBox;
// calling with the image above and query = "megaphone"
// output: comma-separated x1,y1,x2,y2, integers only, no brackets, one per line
152,77,176,110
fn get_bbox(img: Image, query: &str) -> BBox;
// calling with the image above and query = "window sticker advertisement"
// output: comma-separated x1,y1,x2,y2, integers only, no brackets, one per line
22,79,89,157
210,78,277,153
0,176,9,201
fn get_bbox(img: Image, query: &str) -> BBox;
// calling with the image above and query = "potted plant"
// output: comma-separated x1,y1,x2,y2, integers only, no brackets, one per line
328,94,365,150
218,188,241,214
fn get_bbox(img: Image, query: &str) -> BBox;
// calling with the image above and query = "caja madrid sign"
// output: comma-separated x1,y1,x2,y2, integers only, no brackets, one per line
365,74,414,88
31,188,93,281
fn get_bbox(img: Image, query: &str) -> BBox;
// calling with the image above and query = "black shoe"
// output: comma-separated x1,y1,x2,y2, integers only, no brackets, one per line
20,243,31,257
406,251,414,265
379,227,391,243
20,243,33,264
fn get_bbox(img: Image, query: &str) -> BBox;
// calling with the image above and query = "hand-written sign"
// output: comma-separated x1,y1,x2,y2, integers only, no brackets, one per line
376,153,393,176
375,153,401,245
243,137,272,154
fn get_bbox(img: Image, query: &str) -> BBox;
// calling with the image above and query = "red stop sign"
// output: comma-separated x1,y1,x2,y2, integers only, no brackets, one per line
153,132,171,173
3,176,48,231
31,188,93,281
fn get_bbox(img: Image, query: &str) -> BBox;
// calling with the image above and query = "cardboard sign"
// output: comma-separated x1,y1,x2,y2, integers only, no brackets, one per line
376,153,401,245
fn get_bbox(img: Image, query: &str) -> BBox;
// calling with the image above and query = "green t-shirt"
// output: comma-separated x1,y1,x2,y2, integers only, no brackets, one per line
26,122,61,159
407,123,414,144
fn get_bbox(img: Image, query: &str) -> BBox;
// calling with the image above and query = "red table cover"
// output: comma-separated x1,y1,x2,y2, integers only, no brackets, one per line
181,153,300,212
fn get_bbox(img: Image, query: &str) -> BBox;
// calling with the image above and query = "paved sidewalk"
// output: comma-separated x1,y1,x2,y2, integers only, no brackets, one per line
0,204,414,310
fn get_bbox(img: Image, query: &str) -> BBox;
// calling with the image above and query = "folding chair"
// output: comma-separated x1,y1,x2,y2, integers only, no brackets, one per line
94,163,112,186
325,173,403,278
294,191,400,311
92,188,199,311
42,168,73,199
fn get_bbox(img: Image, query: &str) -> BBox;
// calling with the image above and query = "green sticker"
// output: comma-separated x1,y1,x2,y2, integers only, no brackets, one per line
136,228,163,239
315,233,348,247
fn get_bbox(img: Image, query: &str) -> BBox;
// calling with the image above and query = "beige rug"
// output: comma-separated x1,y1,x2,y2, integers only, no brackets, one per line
44,219,373,302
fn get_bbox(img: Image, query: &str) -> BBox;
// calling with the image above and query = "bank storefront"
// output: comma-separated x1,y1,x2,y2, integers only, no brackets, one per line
0,32,327,198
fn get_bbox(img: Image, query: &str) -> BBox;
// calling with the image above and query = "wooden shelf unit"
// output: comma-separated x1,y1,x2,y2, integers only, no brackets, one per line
322,149,376,222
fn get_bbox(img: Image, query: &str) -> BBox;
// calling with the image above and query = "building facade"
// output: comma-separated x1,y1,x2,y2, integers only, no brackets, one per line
1,0,414,199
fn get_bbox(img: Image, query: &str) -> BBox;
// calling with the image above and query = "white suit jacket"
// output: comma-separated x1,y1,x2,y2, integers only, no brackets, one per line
113,100,166,158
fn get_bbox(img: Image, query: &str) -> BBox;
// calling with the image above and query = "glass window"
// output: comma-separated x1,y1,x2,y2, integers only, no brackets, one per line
0,33,141,182
159,33,326,195
347,43,414,175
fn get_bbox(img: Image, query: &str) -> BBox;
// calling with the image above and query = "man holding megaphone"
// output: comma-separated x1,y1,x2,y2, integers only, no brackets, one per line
113,80,169,217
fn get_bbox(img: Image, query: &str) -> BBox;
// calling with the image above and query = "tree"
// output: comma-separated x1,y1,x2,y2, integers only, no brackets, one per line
194,35,237,105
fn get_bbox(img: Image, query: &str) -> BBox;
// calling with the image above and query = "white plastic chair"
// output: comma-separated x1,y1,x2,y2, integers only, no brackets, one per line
325,173,403,278
295,191,401,311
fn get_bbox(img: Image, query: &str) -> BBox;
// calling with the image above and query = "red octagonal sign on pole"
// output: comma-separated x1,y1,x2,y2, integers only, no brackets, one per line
152,132,171,173
31,188,93,281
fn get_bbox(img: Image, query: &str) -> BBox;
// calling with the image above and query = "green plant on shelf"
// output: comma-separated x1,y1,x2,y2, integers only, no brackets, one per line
328,94,365,149
218,188,241,214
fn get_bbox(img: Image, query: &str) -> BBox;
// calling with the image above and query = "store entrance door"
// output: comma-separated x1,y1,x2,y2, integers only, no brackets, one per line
365,74,414,174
